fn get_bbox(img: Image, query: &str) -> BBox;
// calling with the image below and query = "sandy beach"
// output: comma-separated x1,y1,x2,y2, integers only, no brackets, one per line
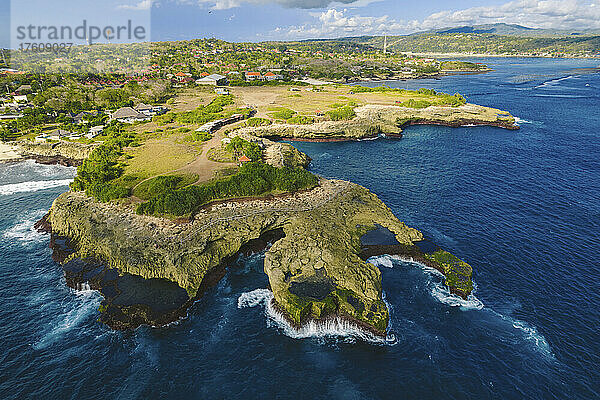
0,143,23,162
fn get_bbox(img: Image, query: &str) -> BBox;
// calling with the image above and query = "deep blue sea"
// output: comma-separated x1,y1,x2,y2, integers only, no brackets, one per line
1,58,599,399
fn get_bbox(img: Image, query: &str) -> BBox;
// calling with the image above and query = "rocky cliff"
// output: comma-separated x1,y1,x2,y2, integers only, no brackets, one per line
16,141,99,165
47,178,475,335
233,104,518,141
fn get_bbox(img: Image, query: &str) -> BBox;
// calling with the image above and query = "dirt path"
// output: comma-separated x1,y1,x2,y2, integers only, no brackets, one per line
131,128,236,193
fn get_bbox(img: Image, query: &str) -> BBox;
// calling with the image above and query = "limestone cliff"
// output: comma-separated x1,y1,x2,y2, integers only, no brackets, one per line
233,104,517,140
48,179,457,335
16,141,99,164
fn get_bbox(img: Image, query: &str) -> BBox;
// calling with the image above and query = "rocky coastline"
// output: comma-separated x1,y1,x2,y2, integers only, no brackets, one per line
41,178,475,335
233,103,518,142
29,103,513,336
0,141,97,166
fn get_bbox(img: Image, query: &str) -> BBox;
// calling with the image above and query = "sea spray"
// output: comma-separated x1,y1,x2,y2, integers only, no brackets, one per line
238,289,390,345
33,289,102,350
3,209,48,244
368,255,484,310
0,178,73,196
367,256,552,356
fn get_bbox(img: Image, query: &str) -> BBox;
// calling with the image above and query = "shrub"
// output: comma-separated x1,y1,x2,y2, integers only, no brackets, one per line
398,99,432,109
246,117,272,127
270,107,296,120
70,123,138,202
191,131,212,141
327,105,356,121
137,162,318,217
287,115,314,125
225,137,262,161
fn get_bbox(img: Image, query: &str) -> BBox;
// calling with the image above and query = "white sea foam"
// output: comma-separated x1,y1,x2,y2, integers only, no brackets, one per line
535,75,574,89
0,178,73,196
367,256,552,356
514,117,532,125
33,290,102,350
3,209,47,243
357,134,384,141
490,309,553,357
238,289,390,345
368,255,484,310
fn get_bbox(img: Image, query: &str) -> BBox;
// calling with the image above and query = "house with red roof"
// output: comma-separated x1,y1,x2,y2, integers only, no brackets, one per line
264,72,282,81
245,72,261,81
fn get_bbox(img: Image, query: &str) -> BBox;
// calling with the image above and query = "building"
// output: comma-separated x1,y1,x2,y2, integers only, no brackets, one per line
134,103,167,117
264,72,281,81
72,111,96,124
15,85,32,94
245,72,261,81
110,107,151,123
238,155,251,164
86,125,104,139
196,74,227,86
36,129,73,142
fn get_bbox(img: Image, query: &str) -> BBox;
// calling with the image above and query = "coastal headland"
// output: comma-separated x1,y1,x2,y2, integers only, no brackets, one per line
22,84,516,337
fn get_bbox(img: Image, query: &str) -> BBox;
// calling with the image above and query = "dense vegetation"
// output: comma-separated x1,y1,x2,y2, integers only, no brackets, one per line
246,117,272,127
352,86,466,107
440,61,488,71
136,162,318,216
327,105,356,121
225,137,262,161
270,107,297,120
287,115,314,125
70,124,137,202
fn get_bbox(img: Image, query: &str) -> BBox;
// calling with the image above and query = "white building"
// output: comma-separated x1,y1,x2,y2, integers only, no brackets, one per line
196,74,227,86
110,107,151,123
86,125,104,139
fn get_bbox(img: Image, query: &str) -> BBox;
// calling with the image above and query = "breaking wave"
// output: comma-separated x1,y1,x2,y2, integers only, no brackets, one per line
238,289,391,345
0,179,73,196
514,117,532,125
3,209,48,244
33,290,102,350
535,75,574,89
490,309,553,358
367,255,552,356
368,255,484,310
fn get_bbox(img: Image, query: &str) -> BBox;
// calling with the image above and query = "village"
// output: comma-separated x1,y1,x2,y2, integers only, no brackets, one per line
0,39,455,144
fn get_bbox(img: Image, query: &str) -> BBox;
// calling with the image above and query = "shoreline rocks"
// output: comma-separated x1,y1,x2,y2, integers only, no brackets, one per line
44,179,474,335
232,103,518,142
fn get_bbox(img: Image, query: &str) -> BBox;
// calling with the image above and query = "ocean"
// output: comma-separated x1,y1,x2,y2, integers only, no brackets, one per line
1,58,599,399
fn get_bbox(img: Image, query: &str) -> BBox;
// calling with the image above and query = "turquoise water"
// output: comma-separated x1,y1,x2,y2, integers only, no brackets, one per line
1,58,599,399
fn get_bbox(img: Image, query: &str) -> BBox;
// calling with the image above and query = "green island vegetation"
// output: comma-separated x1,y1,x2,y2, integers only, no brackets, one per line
440,61,489,71
326,105,357,121
286,115,315,125
190,131,212,142
133,174,199,201
70,124,138,202
269,107,297,120
424,250,474,295
136,162,318,217
353,86,466,108
246,117,273,127
225,137,262,161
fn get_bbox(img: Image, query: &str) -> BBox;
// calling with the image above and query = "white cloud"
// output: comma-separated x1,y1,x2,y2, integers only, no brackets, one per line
192,0,365,10
118,0,155,10
414,0,600,31
270,0,600,40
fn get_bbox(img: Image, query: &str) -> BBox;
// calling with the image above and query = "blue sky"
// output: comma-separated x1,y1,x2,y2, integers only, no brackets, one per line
2,0,600,47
